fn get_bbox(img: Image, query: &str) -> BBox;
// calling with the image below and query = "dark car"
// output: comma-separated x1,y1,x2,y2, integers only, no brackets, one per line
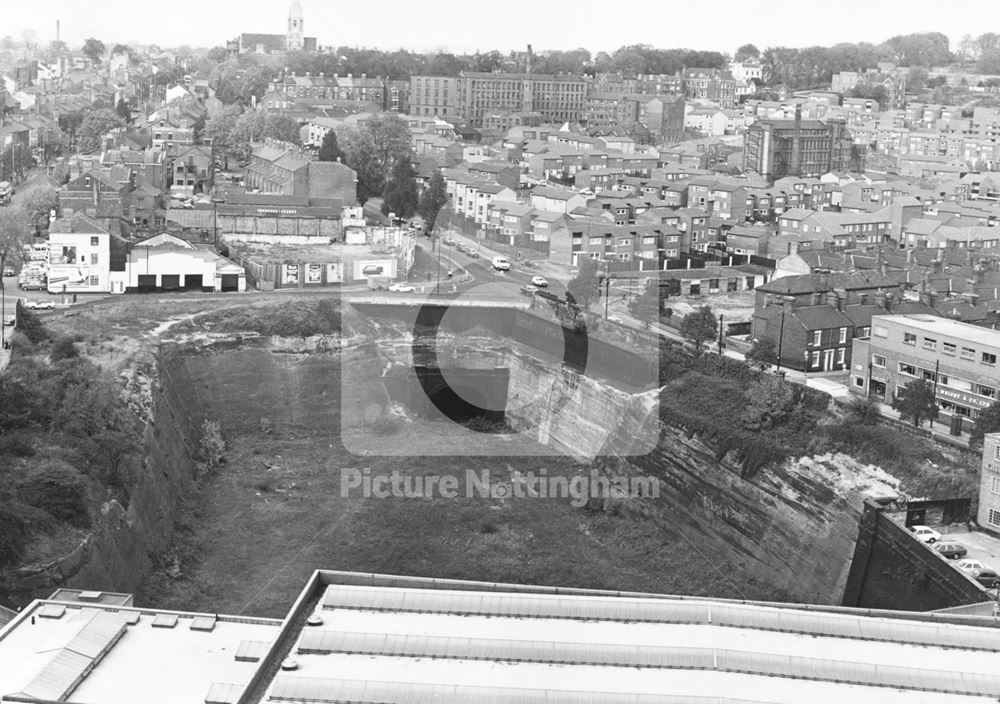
975,569,1000,589
933,541,967,559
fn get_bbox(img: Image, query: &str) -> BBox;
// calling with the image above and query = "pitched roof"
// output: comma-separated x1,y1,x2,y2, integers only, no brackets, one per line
757,272,899,295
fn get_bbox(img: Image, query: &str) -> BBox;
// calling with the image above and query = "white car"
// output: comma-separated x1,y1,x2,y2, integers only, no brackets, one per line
387,283,416,293
25,300,55,310
956,559,988,574
910,525,941,543
530,276,549,287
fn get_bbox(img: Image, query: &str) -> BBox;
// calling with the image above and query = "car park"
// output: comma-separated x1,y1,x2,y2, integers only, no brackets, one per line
910,525,941,543
932,541,967,559
387,283,416,293
531,276,549,287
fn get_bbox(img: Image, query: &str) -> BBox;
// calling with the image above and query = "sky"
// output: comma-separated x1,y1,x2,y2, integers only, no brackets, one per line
3,0,997,56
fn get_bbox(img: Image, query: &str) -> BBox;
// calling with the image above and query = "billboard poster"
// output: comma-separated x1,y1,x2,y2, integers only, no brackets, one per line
354,259,395,280
282,263,300,285
53,245,77,265
326,262,343,283
305,264,323,284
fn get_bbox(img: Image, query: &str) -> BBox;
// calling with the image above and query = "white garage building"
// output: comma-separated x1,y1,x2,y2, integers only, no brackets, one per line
127,233,246,293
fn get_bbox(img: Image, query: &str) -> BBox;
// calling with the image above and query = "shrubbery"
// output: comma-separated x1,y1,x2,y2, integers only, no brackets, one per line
17,460,91,526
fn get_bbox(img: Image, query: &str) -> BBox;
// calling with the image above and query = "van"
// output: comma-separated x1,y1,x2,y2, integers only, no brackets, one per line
491,256,511,272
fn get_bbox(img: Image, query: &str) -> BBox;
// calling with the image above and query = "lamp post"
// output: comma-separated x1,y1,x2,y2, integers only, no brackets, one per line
803,349,810,378
1,272,6,349
718,313,724,355
435,231,442,294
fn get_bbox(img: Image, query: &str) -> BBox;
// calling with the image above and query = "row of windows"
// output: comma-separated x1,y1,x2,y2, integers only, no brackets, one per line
892,360,997,398
898,331,997,365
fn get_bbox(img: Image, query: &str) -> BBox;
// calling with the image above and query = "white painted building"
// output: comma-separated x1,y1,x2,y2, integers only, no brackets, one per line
46,213,123,294
127,233,246,292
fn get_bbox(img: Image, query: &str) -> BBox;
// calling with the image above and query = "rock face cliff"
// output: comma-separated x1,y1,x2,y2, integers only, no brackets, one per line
1,356,202,604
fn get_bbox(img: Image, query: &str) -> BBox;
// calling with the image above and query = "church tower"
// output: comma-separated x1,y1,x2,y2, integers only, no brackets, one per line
287,0,304,51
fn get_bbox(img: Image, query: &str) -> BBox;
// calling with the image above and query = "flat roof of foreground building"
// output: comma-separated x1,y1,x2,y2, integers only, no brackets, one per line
0,601,281,704
5,572,1000,703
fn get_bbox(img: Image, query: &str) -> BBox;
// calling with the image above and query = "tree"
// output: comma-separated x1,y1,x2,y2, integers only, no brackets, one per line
891,379,939,428
741,377,796,431
745,337,778,369
735,44,761,61
381,157,418,219
341,128,383,203
13,184,58,235
566,257,601,314
0,205,29,280
17,459,90,526
81,37,106,65
417,170,448,231
115,96,133,125
203,104,243,158
318,129,342,162
680,305,718,352
228,107,301,163
971,401,1000,449
366,112,412,177
75,108,125,154
628,280,661,328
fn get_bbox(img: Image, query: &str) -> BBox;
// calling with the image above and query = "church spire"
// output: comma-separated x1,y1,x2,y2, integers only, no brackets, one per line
287,0,304,51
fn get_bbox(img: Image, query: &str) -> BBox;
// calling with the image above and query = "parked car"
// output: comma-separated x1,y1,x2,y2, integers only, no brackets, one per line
442,237,456,247
387,283,416,293
520,285,538,296
3,315,14,326
2,266,14,277
531,276,549,287
467,250,480,259
974,568,1000,589
25,300,54,310
910,525,941,543
933,541,967,559
956,559,988,573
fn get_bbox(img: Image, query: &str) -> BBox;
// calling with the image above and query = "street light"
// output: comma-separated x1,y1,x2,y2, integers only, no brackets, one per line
803,349,810,378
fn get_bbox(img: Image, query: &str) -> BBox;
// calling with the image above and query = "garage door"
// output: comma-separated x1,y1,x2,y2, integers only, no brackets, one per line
220,274,239,292
184,274,203,290
161,275,181,290
137,274,157,292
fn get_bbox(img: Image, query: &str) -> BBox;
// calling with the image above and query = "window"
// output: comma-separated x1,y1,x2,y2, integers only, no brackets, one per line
90,253,97,265
855,377,865,387
962,347,975,359
899,362,917,376
943,342,956,355
813,330,821,346
90,236,99,246
873,326,887,338
923,337,936,350
984,352,997,366
837,348,846,365
978,384,997,399
839,327,848,344
992,476,1000,494
89,276,99,286
872,355,886,368
990,509,1000,529
903,332,917,345
811,351,820,367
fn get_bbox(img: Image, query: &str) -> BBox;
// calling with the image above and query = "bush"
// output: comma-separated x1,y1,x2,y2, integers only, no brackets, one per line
50,336,79,362
0,500,54,567
199,420,226,468
0,432,36,458
17,460,90,526
15,304,48,344
742,377,796,431
844,395,881,423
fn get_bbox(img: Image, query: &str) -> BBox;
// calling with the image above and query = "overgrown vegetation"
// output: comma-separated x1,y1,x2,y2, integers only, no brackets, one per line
0,316,141,568
172,297,341,337
656,338,973,497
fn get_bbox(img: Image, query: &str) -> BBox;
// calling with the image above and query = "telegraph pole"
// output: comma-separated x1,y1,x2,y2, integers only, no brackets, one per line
718,313,724,354
775,309,785,373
